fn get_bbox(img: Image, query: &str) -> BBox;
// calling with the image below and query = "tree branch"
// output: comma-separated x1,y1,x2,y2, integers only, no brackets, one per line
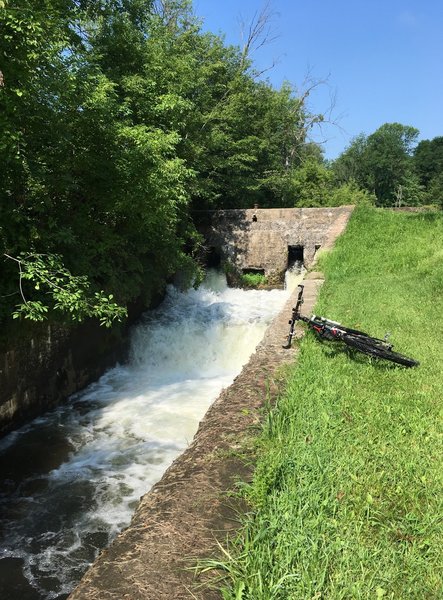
239,0,279,71
3,253,30,307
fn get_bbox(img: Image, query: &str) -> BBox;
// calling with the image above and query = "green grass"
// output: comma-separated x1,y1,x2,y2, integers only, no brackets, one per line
210,206,443,599
240,272,269,288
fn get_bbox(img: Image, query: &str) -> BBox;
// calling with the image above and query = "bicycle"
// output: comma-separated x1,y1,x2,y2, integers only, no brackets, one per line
282,285,419,368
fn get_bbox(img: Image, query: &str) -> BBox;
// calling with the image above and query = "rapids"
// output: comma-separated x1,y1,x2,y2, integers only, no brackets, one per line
0,268,303,599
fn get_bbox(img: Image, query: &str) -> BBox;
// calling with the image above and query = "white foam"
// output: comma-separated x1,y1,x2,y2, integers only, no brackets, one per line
285,260,306,291
0,270,291,598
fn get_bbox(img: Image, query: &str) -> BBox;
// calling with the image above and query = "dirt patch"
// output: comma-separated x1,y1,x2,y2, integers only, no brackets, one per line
69,276,325,600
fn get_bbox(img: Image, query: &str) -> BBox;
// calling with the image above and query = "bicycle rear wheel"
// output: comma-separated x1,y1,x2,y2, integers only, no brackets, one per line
343,334,419,367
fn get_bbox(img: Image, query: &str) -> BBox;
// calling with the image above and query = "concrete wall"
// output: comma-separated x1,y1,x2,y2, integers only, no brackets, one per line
0,320,128,437
203,206,354,283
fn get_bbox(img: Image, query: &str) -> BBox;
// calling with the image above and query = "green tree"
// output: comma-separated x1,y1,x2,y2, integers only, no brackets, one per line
328,181,376,207
0,0,198,323
0,0,112,320
333,123,424,206
287,157,334,207
332,133,368,188
413,137,443,206
364,123,421,205
426,171,443,208
413,137,443,187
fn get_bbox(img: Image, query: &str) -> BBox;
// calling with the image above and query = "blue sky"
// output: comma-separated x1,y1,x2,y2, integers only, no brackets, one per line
193,0,443,159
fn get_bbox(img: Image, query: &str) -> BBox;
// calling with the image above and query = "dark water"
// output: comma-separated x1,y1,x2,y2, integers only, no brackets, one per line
0,409,113,599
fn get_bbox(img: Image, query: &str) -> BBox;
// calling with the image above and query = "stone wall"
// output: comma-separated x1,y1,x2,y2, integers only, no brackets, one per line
0,319,128,437
202,206,354,283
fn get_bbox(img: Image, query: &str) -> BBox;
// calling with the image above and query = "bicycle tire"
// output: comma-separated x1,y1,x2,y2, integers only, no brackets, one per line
343,334,419,367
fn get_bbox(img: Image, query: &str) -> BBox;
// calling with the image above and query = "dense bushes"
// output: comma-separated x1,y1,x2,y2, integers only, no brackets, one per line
1,2,441,326
0,0,318,324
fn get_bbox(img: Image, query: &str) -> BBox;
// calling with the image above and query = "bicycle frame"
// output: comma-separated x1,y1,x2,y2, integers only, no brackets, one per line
282,285,419,367
283,285,386,349
282,285,308,349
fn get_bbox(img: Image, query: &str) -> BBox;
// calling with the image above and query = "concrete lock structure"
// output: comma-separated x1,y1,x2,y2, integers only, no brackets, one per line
200,206,354,285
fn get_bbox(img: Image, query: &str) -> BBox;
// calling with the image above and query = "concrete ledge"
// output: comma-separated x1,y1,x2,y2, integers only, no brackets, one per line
304,271,325,280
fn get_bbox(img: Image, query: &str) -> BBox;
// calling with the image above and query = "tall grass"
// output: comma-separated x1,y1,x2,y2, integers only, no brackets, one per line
212,207,443,599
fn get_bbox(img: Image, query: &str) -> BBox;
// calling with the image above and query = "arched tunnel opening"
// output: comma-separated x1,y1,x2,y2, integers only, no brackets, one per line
287,245,304,268
204,246,221,268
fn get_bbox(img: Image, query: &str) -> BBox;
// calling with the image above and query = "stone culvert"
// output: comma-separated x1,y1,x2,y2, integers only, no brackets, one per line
200,205,354,284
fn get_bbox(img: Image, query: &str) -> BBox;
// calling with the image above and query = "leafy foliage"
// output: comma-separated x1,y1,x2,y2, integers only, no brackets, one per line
414,137,443,206
5,253,127,326
0,0,331,325
287,157,334,207
328,181,376,206
332,123,425,206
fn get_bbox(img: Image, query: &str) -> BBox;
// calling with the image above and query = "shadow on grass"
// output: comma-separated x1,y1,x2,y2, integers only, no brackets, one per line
315,339,412,370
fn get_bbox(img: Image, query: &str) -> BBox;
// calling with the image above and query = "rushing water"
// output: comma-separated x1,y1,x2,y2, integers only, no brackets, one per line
0,269,302,600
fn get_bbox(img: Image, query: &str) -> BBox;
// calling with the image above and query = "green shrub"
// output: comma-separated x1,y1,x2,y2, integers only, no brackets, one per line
240,272,268,288
328,181,376,206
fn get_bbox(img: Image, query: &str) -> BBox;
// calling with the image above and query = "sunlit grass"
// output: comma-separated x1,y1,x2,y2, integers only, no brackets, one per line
240,272,269,288
210,206,443,599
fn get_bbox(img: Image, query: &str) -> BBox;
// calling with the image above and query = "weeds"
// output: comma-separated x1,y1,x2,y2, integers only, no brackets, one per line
240,272,269,288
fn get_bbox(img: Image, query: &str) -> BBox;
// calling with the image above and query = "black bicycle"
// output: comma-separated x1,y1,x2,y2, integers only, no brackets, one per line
283,285,419,367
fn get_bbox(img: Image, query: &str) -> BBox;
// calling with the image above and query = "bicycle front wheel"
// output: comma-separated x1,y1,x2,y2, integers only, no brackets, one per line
343,334,419,367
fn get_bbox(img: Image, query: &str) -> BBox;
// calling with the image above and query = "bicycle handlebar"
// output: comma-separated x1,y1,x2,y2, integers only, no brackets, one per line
282,284,305,348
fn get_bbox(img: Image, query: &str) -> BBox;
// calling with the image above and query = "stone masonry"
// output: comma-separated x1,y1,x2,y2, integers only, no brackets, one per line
204,206,354,283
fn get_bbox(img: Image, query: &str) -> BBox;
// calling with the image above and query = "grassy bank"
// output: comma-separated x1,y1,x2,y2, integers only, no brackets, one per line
212,206,443,599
